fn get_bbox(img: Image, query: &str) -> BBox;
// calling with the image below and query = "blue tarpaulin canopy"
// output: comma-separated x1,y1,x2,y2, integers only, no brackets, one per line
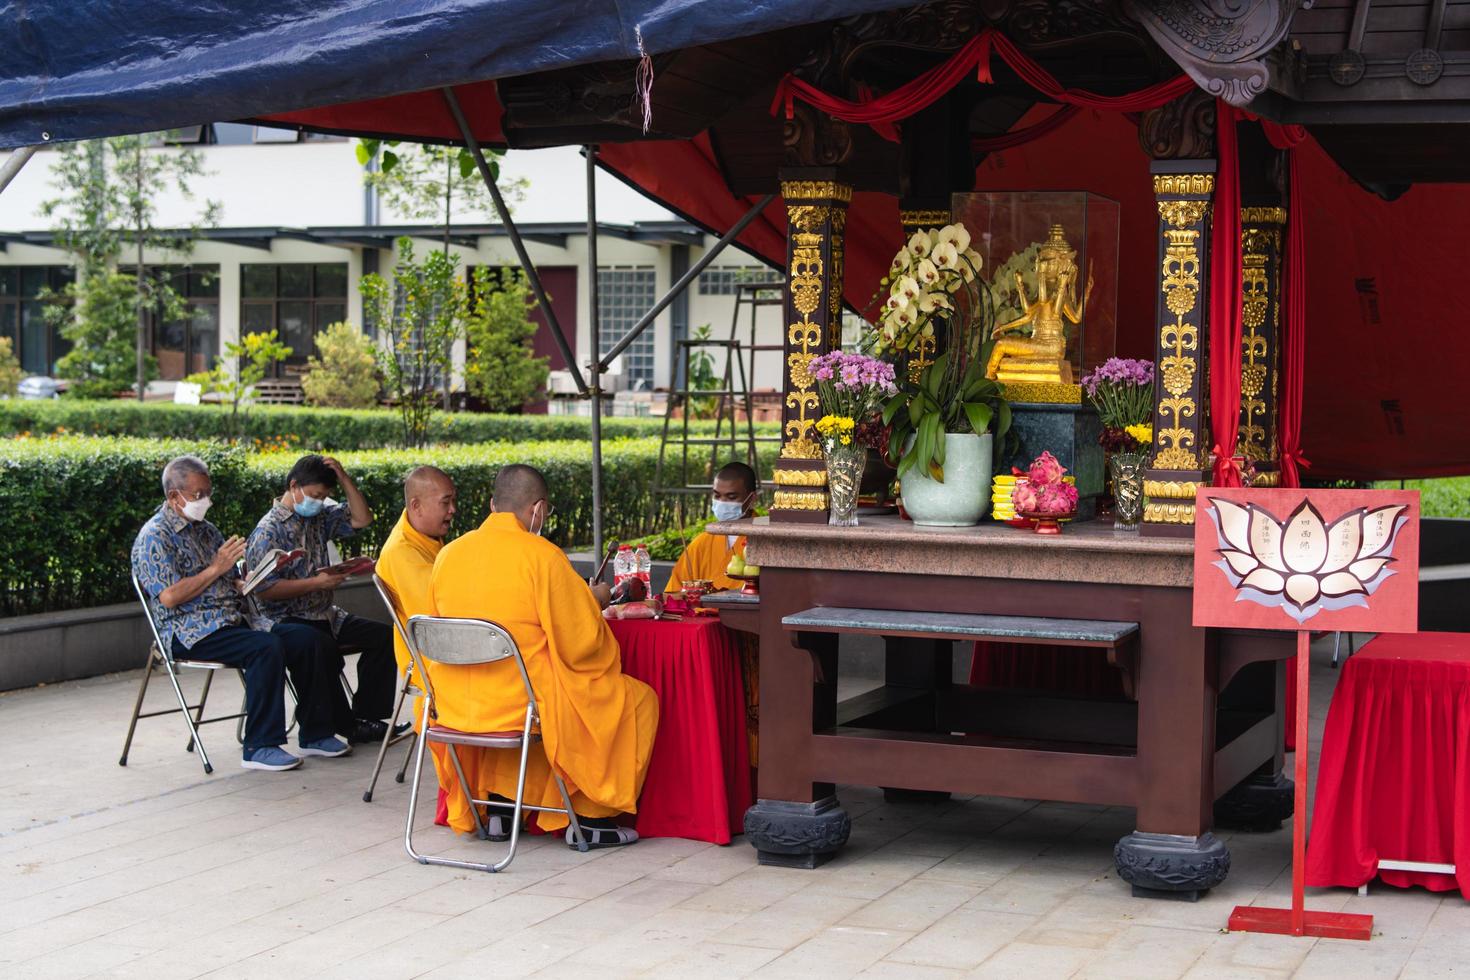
0,0,909,148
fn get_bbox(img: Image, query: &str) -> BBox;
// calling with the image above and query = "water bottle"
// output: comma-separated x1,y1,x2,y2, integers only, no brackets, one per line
613,545,634,587
634,543,652,589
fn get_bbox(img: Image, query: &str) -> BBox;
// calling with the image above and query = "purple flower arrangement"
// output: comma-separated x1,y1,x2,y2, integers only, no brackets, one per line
810,351,897,423
1080,357,1154,430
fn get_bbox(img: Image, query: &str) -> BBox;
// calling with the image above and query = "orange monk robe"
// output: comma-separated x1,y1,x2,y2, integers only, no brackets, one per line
429,511,658,831
664,531,747,594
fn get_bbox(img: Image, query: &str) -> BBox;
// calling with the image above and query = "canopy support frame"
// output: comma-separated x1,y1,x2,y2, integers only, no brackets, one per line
442,86,587,396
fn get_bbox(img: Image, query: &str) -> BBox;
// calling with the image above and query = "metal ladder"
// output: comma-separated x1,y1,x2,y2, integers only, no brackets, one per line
653,280,784,512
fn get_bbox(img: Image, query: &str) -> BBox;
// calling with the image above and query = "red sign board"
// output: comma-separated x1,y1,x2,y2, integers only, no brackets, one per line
1192,488,1419,634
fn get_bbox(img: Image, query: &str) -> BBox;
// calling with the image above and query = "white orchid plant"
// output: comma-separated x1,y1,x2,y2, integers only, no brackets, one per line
871,222,1011,483
876,224,985,355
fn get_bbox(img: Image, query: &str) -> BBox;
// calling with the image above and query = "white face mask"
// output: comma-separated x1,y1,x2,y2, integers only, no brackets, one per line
179,495,212,522
529,503,545,538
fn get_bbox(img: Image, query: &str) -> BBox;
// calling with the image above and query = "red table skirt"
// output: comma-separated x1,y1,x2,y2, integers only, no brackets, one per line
609,617,753,843
1306,632,1470,898
431,617,752,844
969,642,1125,697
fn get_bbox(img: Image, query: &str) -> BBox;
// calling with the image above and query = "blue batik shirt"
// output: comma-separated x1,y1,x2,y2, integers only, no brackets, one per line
245,498,358,634
131,504,245,653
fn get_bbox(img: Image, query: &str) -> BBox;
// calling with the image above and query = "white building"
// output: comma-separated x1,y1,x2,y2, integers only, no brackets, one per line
0,124,788,409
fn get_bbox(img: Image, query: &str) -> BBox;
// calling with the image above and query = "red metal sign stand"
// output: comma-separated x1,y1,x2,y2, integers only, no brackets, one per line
1227,631,1373,941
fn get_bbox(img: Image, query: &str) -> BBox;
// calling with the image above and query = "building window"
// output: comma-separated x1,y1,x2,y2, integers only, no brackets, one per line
598,266,656,388
133,265,220,381
240,263,348,375
697,265,777,295
0,266,75,376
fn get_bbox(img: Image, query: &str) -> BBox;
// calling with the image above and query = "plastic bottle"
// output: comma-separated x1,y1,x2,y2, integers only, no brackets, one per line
634,543,652,589
613,545,634,587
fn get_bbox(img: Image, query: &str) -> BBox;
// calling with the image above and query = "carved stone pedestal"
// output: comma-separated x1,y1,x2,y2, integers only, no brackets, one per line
1214,769,1295,833
1114,831,1231,901
744,796,852,868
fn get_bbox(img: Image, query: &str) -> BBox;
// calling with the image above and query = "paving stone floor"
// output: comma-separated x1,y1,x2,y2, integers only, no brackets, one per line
0,635,1463,978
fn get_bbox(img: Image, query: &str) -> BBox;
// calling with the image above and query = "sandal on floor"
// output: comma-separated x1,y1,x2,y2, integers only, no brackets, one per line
566,824,638,849
482,813,511,842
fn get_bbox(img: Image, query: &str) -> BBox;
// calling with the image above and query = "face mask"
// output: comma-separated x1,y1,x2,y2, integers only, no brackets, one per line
292,489,325,519
711,499,746,523
529,503,545,538
179,495,212,522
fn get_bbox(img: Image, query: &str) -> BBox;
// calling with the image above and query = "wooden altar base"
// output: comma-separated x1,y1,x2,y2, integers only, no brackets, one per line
715,514,1297,896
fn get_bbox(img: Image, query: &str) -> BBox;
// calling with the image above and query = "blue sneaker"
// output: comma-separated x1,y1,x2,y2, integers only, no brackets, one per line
241,746,302,771
298,736,352,758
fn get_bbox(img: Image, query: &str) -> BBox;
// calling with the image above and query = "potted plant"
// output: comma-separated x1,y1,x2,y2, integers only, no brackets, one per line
873,224,1012,526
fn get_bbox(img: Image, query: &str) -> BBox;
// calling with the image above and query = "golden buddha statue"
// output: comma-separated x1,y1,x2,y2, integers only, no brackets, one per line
986,224,1093,384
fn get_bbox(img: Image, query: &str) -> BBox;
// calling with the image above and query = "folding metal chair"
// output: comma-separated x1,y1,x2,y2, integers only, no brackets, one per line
1332,631,1358,668
362,574,422,803
404,614,589,873
120,573,296,775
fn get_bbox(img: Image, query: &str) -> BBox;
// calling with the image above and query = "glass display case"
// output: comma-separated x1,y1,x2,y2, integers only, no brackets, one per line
951,191,1119,397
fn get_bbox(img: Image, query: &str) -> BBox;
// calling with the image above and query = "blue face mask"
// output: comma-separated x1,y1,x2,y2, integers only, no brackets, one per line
293,491,325,518
711,498,747,523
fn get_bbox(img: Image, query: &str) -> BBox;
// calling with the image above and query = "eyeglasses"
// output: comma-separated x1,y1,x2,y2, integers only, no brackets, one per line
539,500,556,518
175,488,209,501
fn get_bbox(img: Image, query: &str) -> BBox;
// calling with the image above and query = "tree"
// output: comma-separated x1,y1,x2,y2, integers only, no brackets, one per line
361,238,465,448
356,140,525,233
48,271,169,398
0,337,21,397
188,330,293,440
463,267,549,413
302,321,381,408
40,135,219,397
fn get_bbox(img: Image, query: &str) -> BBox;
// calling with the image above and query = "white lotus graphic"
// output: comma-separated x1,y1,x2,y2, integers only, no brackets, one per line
1205,497,1408,624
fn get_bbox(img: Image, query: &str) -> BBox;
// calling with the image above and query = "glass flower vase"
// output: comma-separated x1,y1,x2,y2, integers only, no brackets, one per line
1109,452,1147,531
823,443,867,527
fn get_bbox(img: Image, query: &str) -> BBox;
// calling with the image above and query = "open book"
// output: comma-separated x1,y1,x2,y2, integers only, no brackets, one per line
317,555,376,578
239,549,305,596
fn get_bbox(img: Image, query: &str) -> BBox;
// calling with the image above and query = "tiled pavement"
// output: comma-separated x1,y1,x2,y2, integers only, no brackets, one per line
0,636,1464,979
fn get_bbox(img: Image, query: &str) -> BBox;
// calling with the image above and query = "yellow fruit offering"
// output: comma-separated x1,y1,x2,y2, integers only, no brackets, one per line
726,555,747,576
743,564,761,576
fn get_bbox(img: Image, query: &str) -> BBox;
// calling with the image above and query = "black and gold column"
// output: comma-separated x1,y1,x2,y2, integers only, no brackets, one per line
1142,161,1215,536
1238,207,1284,486
770,169,852,523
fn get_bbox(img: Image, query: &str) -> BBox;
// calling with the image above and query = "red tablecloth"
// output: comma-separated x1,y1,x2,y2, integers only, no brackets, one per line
609,617,753,844
1306,632,1470,898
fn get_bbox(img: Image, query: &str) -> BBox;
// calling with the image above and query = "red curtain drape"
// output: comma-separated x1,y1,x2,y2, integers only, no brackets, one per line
772,27,1194,130
1260,121,1310,488
971,105,1079,152
1209,102,1244,487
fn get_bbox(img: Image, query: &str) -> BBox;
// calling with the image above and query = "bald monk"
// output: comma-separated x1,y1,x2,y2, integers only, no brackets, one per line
429,464,658,847
377,466,457,676
664,461,758,595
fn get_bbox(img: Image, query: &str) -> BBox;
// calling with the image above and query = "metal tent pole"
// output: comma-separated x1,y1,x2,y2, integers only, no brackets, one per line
0,145,38,197
597,193,775,370
441,87,586,395
586,144,604,561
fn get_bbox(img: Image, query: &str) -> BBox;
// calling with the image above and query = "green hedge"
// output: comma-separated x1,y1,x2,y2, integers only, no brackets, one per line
0,400,776,451
0,435,778,617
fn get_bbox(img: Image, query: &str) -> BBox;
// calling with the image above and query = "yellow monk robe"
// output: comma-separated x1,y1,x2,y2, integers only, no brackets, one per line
376,511,441,676
663,531,747,594
664,530,760,764
429,511,658,831
378,510,489,830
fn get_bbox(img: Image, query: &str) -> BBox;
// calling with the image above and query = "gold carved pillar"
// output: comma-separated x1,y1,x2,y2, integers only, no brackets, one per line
770,169,852,523
1143,161,1216,536
1237,207,1285,485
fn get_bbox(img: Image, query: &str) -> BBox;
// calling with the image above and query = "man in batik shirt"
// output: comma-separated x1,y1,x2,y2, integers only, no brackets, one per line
247,454,399,744
131,455,350,769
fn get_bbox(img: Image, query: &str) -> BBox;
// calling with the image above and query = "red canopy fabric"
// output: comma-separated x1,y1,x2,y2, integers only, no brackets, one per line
267,83,1470,481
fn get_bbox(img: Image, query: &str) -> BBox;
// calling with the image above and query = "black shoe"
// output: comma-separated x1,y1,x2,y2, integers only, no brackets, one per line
349,719,412,744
